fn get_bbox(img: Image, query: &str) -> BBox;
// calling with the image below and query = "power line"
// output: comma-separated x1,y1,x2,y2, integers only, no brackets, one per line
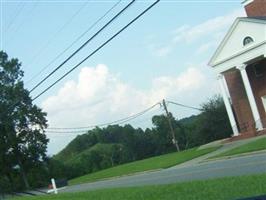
45,130,88,134
5,2,25,32
46,102,159,132
2,0,143,120
48,103,159,130
120,106,163,127
6,1,39,45
24,1,89,70
45,113,159,135
29,0,135,93
167,100,202,111
25,0,122,86
45,110,162,135
32,0,160,101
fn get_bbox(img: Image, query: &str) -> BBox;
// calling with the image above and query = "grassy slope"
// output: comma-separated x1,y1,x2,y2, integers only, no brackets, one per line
214,137,266,158
69,147,219,185
16,173,266,200
65,143,120,165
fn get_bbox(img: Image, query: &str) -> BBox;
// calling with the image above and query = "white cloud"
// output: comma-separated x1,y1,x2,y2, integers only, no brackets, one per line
152,8,246,57
45,4,241,153
150,67,205,100
155,46,172,57
42,64,209,154
196,41,218,55
173,9,245,44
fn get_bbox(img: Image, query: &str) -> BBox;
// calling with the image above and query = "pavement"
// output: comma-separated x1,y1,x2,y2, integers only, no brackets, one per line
58,135,266,193
10,135,265,197
169,134,266,169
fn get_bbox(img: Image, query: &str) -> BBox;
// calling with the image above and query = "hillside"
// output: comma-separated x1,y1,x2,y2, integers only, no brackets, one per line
55,114,199,162
178,115,198,125
50,97,232,181
69,146,219,185
52,114,202,179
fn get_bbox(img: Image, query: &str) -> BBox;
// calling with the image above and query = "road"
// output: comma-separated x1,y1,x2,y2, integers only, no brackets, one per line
60,152,266,193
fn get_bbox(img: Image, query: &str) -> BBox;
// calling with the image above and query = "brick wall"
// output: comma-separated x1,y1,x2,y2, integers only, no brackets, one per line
244,0,266,17
224,70,255,132
246,59,266,128
224,58,266,134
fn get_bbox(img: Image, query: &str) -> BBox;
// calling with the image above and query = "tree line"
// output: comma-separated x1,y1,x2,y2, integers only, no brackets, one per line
0,51,232,194
51,97,232,180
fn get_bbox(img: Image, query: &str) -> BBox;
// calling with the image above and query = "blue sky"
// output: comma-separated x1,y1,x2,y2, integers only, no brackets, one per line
1,0,246,154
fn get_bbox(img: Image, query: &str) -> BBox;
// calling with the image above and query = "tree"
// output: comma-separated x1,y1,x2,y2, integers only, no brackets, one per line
151,113,189,153
0,51,49,190
151,114,176,154
195,95,232,144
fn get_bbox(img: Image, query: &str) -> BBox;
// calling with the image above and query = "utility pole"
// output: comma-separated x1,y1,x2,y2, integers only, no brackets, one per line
162,99,180,152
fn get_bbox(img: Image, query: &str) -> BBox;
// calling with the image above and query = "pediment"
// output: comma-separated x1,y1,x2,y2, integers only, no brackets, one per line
209,17,266,67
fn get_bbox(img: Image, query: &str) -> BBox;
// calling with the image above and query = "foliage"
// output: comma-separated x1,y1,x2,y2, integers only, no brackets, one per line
0,51,233,193
69,147,218,185
197,95,232,143
183,95,233,147
0,51,49,192
14,173,266,200
52,95,232,182
65,143,129,178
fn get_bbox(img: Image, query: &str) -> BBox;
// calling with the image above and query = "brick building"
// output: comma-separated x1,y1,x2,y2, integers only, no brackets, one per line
209,0,266,137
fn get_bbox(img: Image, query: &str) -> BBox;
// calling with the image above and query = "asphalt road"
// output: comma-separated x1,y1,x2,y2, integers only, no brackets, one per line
60,152,266,193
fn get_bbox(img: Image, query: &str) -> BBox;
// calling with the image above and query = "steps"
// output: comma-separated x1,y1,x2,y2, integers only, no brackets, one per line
226,129,266,142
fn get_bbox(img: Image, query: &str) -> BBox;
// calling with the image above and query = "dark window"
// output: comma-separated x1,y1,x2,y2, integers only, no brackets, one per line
253,64,264,77
243,36,254,46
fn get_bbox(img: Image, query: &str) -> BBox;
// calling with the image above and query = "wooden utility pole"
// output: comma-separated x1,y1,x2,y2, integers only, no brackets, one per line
162,99,180,152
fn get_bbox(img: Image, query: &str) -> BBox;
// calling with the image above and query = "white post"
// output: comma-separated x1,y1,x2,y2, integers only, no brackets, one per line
237,64,263,131
218,74,239,136
51,178,58,194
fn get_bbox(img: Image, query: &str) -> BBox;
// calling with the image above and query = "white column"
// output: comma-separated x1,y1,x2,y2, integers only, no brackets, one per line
237,64,263,131
51,178,58,194
217,74,239,136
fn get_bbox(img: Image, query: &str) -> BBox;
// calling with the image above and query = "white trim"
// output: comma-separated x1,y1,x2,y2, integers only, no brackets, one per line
51,178,58,194
47,187,66,194
262,95,266,113
222,74,231,102
237,64,263,130
212,41,266,67
209,18,240,66
242,0,254,6
209,18,266,67
217,74,239,136
213,42,266,74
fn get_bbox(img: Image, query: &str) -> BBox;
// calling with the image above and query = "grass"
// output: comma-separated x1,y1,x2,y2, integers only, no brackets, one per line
213,137,266,159
69,147,219,185
15,173,266,200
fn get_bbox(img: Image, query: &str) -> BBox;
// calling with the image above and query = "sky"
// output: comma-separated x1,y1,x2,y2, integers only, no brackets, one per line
0,0,246,155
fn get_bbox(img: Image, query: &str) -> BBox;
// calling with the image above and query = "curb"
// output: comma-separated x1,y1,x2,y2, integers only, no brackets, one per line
204,149,266,162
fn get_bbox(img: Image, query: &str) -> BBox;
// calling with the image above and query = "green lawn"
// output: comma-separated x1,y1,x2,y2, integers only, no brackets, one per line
69,147,219,185
213,137,266,159
15,173,266,200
